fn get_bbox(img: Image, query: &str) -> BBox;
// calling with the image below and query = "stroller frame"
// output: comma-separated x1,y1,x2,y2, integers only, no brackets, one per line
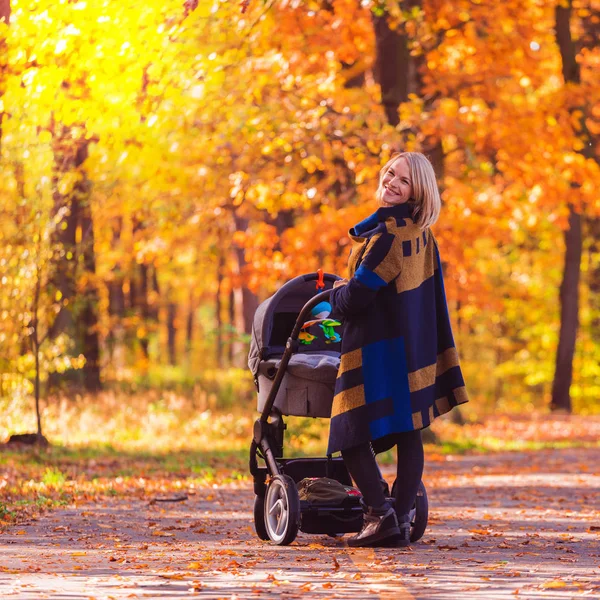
250,278,428,546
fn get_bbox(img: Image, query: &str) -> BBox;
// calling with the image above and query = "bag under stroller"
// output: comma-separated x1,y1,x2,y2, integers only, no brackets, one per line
248,271,428,545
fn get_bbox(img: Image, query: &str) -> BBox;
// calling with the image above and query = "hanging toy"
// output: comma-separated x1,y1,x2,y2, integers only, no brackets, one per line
302,301,342,344
299,331,317,345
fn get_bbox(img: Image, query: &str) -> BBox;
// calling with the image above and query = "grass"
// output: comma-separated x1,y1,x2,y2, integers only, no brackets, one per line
42,467,67,487
1,390,599,529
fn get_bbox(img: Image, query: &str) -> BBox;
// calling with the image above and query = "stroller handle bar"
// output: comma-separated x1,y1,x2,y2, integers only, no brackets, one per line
258,289,333,424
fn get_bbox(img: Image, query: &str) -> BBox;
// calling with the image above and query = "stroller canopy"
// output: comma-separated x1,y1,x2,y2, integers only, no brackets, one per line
248,272,341,377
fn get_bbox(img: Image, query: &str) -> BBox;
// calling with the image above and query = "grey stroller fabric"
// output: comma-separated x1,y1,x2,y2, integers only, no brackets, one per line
248,299,270,377
256,352,340,418
270,352,340,384
250,273,343,418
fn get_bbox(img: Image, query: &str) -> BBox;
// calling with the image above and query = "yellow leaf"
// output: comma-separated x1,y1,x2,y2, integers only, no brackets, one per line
543,580,567,589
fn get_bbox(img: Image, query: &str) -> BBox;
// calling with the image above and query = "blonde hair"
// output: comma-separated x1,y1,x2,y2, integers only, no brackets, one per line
375,152,441,230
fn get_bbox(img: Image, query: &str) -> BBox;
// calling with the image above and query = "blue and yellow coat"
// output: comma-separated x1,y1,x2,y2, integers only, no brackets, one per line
328,203,468,454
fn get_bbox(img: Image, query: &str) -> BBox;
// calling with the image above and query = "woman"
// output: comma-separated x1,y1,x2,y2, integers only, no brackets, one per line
329,152,468,548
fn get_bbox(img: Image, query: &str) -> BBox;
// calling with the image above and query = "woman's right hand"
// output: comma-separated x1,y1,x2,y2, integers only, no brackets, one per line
333,279,348,289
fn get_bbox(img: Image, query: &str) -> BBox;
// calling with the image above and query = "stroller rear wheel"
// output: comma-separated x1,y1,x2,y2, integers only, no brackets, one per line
253,494,270,541
264,474,300,545
391,479,428,542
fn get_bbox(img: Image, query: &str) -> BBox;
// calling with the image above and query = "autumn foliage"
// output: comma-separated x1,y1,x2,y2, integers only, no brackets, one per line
0,0,599,431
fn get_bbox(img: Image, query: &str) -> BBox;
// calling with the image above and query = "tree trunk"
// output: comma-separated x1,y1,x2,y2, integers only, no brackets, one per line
186,291,194,360
50,153,79,342
167,301,177,366
151,266,160,320
551,0,588,412
232,215,259,334
13,161,29,234
494,345,503,405
138,263,150,359
230,213,259,366
128,262,137,311
78,201,101,391
551,208,581,411
130,222,161,363
151,265,160,360
341,59,366,89
49,128,101,391
228,287,235,366
425,139,445,185
107,222,126,372
32,263,43,436
242,287,258,338
556,2,580,85
371,11,409,126
589,218,600,338
34,346,41,434
215,251,224,368
107,280,125,366
231,284,245,368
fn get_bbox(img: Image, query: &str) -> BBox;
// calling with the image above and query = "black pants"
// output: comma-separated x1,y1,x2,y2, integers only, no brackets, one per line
341,430,424,519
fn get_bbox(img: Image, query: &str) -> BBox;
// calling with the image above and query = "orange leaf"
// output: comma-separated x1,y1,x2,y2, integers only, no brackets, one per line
470,529,491,536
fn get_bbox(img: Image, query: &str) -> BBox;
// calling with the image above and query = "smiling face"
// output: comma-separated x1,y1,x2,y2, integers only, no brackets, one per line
378,156,413,207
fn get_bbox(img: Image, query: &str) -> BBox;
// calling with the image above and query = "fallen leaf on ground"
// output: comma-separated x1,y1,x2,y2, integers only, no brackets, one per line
543,580,567,589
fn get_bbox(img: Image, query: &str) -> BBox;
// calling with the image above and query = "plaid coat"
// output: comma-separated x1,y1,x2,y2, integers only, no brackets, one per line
327,203,468,454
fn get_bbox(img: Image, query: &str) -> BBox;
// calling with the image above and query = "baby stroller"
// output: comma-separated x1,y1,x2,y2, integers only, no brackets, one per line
248,271,428,545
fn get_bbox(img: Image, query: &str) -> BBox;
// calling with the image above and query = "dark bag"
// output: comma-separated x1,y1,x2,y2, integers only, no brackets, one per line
297,477,362,505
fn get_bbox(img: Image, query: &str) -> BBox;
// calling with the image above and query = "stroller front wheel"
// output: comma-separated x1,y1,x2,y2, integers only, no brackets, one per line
264,474,300,545
409,481,428,542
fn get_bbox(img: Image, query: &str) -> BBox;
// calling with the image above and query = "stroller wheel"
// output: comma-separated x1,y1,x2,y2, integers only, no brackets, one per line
391,479,429,543
264,474,300,545
409,481,428,542
253,495,270,541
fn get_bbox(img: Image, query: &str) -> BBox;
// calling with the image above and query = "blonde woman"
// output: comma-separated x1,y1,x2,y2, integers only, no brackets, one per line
329,152,468,547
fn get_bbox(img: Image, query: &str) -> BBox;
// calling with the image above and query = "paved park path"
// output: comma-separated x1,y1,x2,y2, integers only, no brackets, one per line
1,447,599,599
